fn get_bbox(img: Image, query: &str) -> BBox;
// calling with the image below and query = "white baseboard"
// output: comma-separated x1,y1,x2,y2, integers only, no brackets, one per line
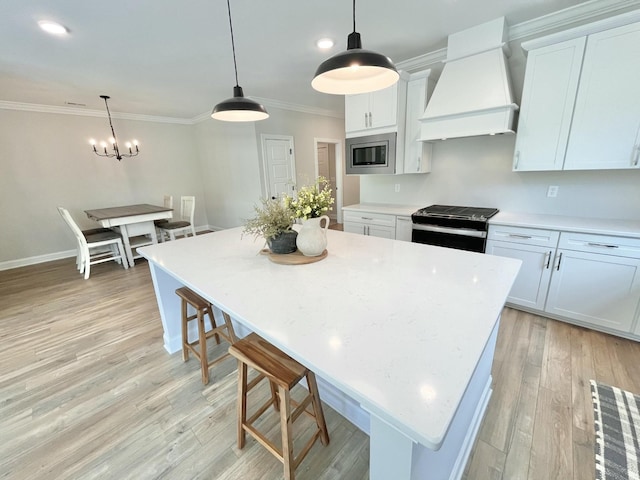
1,225,214,272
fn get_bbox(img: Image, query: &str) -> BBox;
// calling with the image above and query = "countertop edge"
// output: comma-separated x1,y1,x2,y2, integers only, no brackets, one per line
489,211,640,239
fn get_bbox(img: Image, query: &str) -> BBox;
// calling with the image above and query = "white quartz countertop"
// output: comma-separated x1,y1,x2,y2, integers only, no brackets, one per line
342,203,422,216
490,211,640,239
139,228,520,450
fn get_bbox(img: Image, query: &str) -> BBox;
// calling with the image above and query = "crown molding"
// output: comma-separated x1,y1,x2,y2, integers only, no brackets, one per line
251,96,343,119
509,0,640,41
0,101,193,124
191,96,343,124
396,0,640,72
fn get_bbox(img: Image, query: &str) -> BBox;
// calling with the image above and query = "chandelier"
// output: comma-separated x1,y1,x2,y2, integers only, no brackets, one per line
89,95,139,161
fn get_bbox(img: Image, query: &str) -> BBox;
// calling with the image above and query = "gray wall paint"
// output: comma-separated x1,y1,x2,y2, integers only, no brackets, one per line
0,109,202,263
0,106,349,265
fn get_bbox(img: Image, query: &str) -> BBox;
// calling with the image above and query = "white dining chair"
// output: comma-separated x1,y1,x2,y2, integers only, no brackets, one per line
57,207,129,279
155,194,173,241
158,195,196,241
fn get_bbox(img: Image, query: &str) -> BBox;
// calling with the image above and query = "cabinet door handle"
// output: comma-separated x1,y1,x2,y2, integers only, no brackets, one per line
514,151,520,170
369,111,373,127
366,225,370,235
545,251,551,269
555,252,563,271
632,145,640,167
416,156,421,172
364,112,368,128
587,242,619,249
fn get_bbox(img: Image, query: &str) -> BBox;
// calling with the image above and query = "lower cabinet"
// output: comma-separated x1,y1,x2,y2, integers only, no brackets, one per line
343,211,396,239
395,216,413,242
487,225,640,338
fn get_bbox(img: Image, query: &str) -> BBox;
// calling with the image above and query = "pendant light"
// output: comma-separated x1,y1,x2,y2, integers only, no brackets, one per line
312,0,399,95
211,0,268,122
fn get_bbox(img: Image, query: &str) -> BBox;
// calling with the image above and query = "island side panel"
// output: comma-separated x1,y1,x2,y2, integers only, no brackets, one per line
147,261,186,354
410,317,499,480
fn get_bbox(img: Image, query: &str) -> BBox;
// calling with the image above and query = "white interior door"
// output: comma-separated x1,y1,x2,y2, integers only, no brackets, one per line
261,135,295,200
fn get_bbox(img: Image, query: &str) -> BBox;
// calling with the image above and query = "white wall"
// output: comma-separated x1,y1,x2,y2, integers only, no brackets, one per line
360,135,640,219
193,119,262,230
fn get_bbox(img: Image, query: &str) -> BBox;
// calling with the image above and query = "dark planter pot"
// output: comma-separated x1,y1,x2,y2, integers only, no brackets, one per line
267,230,298,254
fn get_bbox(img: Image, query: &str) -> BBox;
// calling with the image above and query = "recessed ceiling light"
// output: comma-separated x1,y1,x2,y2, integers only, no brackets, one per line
38,20,69,35
316,38,334,50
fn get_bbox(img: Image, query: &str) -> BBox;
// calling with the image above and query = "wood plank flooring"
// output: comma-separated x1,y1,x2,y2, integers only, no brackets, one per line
1,257,640,479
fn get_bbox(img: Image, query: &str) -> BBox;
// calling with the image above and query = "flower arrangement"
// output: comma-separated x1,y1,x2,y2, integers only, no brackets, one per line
285,176,334,220
243,198,295,240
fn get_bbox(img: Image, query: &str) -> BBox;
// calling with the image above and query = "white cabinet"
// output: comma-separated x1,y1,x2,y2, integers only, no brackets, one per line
545,232,640,333
515,20,640,172
486,226,560,310
513,38,585,171
345,82,402,136
395,216,413,242
403,72,432,174
488,224,640,338
343,211,396,239
564,22,640,170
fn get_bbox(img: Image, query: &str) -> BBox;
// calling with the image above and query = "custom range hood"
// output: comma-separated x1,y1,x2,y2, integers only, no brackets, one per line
419,17,518,141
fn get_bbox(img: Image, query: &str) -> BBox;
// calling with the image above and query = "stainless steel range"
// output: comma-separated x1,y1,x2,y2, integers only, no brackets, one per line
411,204,499,253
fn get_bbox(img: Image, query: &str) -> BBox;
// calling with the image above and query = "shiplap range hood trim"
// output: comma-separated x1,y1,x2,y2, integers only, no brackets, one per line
419,17,519,141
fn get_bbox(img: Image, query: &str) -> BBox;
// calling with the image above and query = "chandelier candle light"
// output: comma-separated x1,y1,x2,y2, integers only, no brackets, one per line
89,95,139,161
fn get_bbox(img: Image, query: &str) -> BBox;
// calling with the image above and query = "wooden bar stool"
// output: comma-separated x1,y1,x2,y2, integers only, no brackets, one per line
176,286,238,384
229,333,330,480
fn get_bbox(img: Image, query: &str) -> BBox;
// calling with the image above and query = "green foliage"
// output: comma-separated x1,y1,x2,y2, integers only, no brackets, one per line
243,198,295,240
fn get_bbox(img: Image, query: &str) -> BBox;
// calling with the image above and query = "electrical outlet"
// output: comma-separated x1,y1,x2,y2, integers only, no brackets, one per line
547,185,559,198
394,184,400,193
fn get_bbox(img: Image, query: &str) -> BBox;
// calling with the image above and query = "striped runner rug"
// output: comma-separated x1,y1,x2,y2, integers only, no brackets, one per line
591,380,640,480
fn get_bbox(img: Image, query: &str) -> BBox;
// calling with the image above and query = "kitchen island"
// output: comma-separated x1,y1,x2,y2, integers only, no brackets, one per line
138,228,520,480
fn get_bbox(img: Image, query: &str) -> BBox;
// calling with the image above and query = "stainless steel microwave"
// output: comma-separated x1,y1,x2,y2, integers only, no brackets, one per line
346,132,396,175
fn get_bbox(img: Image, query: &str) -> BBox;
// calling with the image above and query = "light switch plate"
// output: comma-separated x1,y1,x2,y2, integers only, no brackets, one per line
547,185,559,198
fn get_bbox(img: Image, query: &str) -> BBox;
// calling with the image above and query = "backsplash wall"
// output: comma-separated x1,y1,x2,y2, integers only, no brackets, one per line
360,134,640,220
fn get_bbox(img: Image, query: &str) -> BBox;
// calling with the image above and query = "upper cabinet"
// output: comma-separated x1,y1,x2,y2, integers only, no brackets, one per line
514,18,640,172
513,38,585,171
403,71,432,174
345,82,404,137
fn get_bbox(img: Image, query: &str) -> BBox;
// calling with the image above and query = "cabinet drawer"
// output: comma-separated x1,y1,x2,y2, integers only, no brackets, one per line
488,225,559,248
343,211,396,228
558,232,640,259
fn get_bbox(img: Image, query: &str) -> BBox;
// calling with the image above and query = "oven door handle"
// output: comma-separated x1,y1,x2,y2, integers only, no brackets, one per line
412,223,487,238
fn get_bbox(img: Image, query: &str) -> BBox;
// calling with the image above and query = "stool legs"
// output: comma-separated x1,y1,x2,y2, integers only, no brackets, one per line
196,307,208,384
237,360,248,449
306,372,329,446
177,286,237,385
278,386,295,480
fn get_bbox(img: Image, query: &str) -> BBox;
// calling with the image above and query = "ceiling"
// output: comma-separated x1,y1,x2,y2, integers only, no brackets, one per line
0,0,610,119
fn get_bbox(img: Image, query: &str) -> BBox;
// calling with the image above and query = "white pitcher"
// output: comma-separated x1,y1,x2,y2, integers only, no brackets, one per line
296,215,330,256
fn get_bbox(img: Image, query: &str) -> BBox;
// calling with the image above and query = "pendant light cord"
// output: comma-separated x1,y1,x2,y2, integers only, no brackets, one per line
226,0,240,87
352,0,356,33
103,96,118,147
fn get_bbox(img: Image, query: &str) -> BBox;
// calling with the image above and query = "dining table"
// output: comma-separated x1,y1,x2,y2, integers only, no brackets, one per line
85,203,173,267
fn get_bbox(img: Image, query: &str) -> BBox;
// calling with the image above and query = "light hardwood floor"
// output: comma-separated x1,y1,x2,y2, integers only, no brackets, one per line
1,257,639,479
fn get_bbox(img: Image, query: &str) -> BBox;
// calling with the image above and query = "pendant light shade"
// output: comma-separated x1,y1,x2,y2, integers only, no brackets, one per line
211,0,268,122
312,2,399,95
212,86,269,122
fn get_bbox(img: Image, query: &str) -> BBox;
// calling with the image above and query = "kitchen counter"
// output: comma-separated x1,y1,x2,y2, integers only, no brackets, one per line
490,211,640,239
138,228,520,480
342,203,422,216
